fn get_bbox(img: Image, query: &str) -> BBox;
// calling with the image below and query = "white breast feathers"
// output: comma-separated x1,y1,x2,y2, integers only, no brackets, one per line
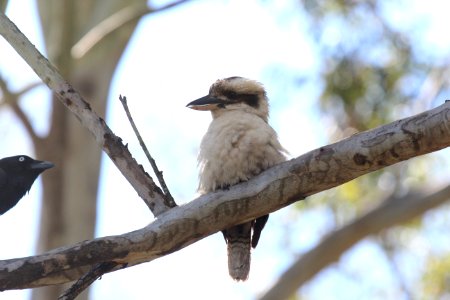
198,110,286,193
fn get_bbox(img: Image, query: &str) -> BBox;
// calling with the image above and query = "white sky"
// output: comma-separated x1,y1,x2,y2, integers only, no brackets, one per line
1,0,450,300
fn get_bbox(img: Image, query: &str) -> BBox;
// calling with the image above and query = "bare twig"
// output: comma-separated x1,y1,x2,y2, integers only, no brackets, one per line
119,95,176,208
61,89,178,298
0,76,39,142
58,262,118,300
57,93,178,298
71,0,191,58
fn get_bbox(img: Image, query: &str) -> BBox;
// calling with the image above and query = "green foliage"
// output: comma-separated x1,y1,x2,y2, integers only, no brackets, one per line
421,253,450,298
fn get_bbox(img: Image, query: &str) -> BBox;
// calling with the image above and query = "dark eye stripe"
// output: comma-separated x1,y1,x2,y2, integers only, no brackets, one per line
240,94,259,108
221,91,260,108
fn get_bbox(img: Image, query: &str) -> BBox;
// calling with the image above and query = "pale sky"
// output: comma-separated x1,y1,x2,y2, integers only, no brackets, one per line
1,0,450,300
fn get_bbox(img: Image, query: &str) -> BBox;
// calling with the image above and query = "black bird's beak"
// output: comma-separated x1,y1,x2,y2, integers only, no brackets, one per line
30,160,54,171
186,96,227,111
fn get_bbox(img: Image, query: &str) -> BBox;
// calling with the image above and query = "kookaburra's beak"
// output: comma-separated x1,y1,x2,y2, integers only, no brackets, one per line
186,95,227,111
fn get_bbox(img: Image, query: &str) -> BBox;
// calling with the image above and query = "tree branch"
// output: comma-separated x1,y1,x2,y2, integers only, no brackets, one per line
259,184,450,300
0,100,449,290
70,0,191,59
0,75,39,142
0,12,171,216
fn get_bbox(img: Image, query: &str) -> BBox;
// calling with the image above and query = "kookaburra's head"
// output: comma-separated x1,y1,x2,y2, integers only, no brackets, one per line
186,77,269,122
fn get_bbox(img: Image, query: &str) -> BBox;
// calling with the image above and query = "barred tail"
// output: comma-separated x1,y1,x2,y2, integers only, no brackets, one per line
223,222,253,281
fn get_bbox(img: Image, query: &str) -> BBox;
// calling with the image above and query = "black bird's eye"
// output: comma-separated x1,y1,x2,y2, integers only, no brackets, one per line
18,156,25,162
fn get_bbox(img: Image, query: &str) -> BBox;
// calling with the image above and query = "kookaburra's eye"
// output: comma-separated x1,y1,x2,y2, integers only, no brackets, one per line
18,156,25,162
225,90,238,99
228,91,237,99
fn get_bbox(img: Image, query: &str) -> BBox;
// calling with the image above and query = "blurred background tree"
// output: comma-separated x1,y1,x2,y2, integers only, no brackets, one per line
0,0,449,299
275,1,450,299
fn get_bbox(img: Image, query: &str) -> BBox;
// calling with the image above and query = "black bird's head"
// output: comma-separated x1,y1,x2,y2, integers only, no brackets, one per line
186,77,270,122
0,155,54,215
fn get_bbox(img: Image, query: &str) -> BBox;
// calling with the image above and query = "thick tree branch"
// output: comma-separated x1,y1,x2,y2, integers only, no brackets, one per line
0,101,449,290
259,184,450,300
0,12,173,215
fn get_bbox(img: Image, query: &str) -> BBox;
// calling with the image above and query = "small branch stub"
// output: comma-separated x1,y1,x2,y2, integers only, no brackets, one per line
58,262,118,300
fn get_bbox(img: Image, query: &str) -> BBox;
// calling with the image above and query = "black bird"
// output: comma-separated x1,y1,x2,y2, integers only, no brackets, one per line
0,155,54,215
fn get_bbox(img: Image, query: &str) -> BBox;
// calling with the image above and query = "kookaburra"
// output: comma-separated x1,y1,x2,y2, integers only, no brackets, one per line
187,76,287,281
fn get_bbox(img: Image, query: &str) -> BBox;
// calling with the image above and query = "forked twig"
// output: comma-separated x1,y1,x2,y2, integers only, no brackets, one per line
119,94,175,207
